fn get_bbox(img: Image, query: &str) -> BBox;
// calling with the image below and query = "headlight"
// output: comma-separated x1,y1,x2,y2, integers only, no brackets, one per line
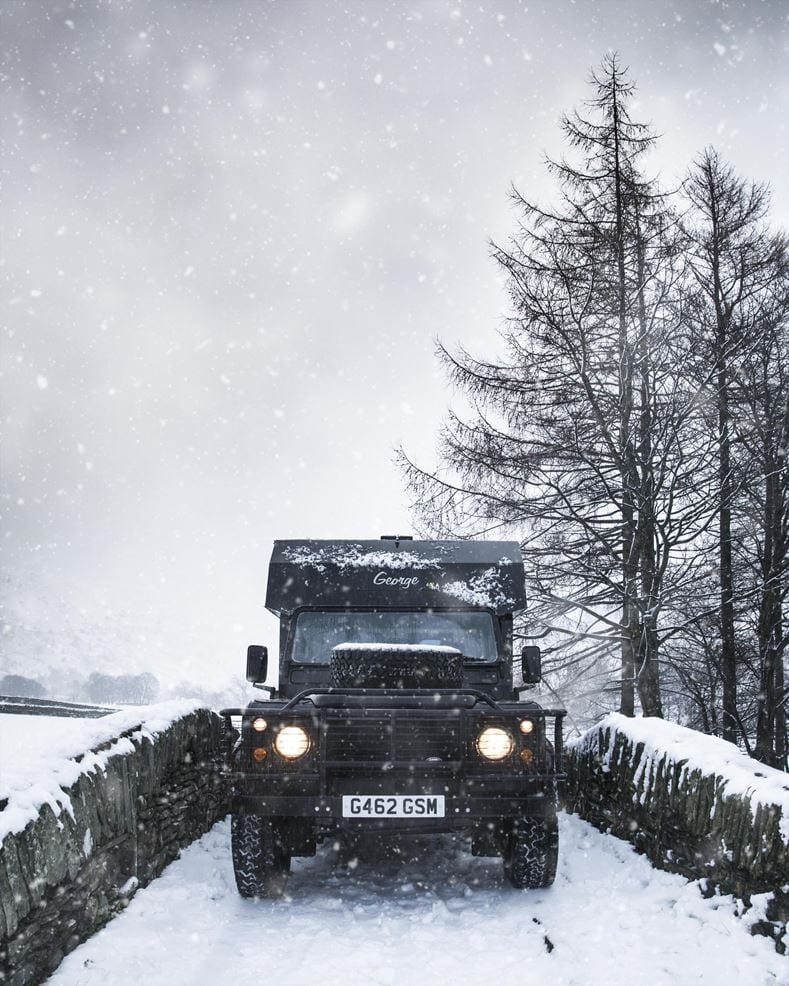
476,726,514,761
273,725,310,760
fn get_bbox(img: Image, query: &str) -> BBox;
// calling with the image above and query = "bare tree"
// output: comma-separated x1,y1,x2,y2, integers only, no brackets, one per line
683,150,785,743
731,255,789,765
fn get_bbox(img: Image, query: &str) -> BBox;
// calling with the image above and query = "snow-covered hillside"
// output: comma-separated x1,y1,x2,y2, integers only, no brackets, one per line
45,815,785,986
0,573,259,707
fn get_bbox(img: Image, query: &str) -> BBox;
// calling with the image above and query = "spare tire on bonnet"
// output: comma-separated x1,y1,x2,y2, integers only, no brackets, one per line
330,643,463,689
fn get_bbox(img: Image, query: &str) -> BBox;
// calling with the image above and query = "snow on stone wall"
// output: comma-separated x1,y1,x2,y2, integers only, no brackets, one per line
565,713,789,953
0,705,228,986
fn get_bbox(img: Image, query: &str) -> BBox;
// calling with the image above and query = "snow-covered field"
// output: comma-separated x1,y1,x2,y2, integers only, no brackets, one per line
45,814,785,986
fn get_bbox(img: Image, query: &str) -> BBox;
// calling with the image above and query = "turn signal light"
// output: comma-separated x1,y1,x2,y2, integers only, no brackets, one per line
519,719,534,734
252,747,268,763
252,717,268,732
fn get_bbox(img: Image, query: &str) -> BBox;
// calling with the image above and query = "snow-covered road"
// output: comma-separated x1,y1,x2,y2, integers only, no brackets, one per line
45,813,784,986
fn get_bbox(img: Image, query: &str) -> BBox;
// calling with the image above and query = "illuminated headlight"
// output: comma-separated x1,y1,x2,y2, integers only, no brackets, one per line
476,726,514,761
252,717,268,732
519,719,534,735
273,725,310,760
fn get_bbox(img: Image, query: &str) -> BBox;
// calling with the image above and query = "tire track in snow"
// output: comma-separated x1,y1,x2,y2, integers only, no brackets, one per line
45,814,784,986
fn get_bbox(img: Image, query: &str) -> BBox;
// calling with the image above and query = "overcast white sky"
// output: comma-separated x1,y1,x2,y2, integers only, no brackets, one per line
2,0,787,682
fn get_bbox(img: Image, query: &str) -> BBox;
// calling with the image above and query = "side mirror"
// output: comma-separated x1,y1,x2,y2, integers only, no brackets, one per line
521,645,541,685
246,645,268,684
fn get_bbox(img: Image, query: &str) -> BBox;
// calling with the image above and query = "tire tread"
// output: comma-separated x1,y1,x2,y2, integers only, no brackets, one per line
503,814,559,889
231,814,289,898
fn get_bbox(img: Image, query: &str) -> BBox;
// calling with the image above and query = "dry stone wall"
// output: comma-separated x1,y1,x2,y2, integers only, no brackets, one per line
564,714,789,953
0,707,228,986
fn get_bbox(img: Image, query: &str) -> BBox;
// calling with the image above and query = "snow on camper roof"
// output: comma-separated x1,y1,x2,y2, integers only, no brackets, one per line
265,539,527,616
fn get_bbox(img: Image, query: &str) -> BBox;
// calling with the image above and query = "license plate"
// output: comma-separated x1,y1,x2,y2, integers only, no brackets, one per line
342,795,445,818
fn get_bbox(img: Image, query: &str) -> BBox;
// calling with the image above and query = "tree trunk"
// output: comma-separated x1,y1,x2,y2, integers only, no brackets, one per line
754,386,788,765
637,518,663,717
718,361,738,742
706,172,737,744
612,73,638,718
620,596,636,717
634,213,663,718
774,617,787,770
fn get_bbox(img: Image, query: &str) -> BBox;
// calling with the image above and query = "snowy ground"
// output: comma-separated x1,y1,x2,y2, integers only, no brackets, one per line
45,814,784,986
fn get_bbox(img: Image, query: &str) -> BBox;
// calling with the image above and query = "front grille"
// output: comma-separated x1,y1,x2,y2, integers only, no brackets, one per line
325,716,392,761
324,713,462,763
394,716,460,760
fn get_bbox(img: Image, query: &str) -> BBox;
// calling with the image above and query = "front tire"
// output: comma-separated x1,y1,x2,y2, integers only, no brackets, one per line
503,813,559,889
231,814,290,898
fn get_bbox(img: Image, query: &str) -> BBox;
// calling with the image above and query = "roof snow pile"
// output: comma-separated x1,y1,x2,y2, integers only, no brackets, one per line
571,713,789,840
282,544,444,571
441,567,512,609
0,699,205,844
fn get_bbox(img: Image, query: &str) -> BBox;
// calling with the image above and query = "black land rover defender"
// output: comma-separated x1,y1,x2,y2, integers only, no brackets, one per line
222,537,566,897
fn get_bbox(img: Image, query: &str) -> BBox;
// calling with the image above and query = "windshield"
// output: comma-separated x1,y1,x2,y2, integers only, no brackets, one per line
290,611,499,664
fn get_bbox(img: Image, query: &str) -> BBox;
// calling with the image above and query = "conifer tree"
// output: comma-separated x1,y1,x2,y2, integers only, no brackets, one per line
400,55,706,718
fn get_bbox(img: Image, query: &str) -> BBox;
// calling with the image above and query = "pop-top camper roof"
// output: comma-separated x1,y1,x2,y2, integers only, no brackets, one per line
265,538,527,616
